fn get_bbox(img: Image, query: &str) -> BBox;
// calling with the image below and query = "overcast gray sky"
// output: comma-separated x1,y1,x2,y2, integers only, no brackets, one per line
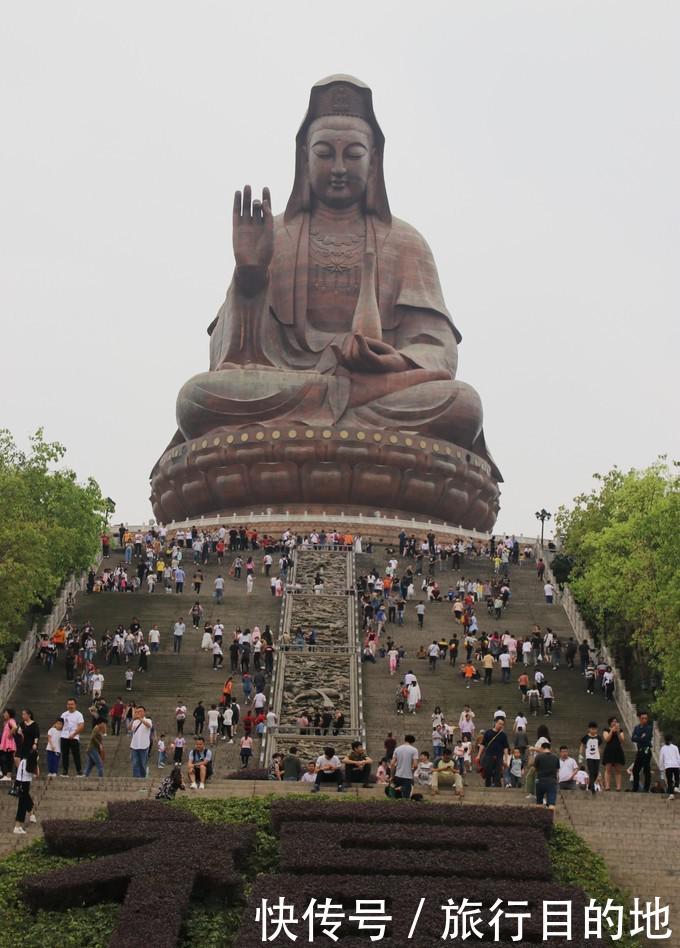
1,1,678,537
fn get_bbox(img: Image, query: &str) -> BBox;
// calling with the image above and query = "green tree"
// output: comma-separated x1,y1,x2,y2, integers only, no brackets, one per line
0,429,105,653
550,553,574,588
556,460,680,722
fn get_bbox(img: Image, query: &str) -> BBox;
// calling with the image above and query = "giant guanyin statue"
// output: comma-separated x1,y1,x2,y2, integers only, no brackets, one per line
150,76,501,530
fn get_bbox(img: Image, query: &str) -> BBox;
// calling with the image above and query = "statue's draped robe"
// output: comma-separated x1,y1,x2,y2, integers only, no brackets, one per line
178,212,496,468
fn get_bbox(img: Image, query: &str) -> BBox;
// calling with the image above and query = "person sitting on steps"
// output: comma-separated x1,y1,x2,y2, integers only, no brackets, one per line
187,737,213,790
430,747,464,798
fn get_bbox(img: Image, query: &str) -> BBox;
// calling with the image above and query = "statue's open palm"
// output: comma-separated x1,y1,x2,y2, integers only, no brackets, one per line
233,186,274,277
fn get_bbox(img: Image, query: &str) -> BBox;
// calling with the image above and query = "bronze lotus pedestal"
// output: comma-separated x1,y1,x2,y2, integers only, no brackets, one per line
150,76,502,531
150,425,499,531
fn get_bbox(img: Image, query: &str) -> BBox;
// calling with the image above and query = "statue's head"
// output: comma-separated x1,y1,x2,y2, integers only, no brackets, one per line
285,75,391,223
305,115,374,210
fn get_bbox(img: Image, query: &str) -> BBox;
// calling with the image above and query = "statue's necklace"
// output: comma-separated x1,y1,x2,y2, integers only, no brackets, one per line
309,209,366,299
309,227,365,270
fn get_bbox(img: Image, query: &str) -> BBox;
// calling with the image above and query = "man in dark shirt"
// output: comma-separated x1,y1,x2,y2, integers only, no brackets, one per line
481,718,510,787
631,711,653,792
192,702,205,736
534,743,560,809
282,746,303,782
565,638,578,669
343,741,373,788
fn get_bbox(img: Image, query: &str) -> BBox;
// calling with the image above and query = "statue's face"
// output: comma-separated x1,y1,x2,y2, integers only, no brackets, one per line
306,116,374,209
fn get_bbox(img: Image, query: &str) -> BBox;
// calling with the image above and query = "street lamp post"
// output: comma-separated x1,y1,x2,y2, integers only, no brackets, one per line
535,508,551,549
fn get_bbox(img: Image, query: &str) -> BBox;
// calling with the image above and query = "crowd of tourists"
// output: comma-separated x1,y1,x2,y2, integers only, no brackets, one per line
6,524,676,834
265,699,672,806
367,705,669,806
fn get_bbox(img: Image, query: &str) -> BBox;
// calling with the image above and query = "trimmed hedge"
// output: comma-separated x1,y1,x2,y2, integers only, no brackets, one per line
106,800,196,822
236,873,589,948
20,802,256,948
271,799,554,835
3,796,641,948
279,821,552,879
225,767,269,780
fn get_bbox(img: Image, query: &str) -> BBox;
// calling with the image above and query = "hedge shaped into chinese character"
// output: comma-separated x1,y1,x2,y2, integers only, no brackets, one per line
20,801,256,948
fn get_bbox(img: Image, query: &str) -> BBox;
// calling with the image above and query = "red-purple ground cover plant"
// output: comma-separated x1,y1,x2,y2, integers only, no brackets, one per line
279,821,553,878
17,797,612,947
271,798,554,834
225,767,269,780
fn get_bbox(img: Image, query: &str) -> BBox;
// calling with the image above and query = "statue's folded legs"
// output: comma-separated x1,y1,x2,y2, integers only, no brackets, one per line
177,367,485,452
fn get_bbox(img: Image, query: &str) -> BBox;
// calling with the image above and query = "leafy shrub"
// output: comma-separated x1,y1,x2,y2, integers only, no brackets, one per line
225,767,269,780
279,822,552,879
549,823,642,948
173,795,275,830
107,800,195,822
0,842,118,947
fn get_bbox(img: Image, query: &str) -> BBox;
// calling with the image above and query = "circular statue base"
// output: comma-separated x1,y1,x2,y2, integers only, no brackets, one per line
149,424,500,533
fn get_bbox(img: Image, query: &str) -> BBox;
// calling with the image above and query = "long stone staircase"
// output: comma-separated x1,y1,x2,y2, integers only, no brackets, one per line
7,549,282,780
357,549,679,944
360,552,598,758
2,542,678,944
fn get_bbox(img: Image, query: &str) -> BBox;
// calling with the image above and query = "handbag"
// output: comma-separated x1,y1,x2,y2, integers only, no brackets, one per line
8,780,21,797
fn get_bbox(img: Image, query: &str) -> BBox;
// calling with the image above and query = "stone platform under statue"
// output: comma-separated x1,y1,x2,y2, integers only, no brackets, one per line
150,75,502,531
150,424,499,531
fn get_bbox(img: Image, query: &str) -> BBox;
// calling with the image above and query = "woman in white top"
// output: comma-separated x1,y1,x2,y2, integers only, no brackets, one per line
659,735,680,798
212,642,223,670
407,679,422,714
207,705,220,744
13,750,39,834
46,720,63,777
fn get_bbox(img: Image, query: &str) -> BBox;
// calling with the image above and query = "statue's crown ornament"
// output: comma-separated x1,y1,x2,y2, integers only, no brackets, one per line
313,81,371,122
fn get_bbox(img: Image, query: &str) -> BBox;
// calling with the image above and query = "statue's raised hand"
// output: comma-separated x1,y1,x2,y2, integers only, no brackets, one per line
233,185,273,296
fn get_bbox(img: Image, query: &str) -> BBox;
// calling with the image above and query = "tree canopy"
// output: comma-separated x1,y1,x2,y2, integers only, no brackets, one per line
0,429,105,653
555,460,680,723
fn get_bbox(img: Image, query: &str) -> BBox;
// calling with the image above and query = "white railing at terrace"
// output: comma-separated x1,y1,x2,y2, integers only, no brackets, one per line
0,560,99,709
542,551,662,762
162,511,493,541
118,517,544,549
